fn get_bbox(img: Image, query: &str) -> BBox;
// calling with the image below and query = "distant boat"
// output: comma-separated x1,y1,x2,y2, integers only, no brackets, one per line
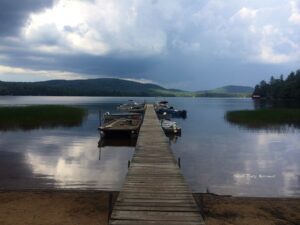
252,94,261,99
117,100,146,113
98,112,143,137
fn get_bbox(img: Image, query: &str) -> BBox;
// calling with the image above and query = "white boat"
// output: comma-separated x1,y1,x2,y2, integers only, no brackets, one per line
161,119,181,134
117,100,145,112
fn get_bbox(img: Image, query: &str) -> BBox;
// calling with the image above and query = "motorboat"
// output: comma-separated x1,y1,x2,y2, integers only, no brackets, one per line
160,119,181,134
157,107,187,118
155,101,187,118
117,100,145,113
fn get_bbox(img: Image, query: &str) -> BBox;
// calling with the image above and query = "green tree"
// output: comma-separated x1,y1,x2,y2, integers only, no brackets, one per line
253,70,300,100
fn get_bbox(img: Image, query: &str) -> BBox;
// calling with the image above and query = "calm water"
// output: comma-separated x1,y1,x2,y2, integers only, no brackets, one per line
0,96,299,197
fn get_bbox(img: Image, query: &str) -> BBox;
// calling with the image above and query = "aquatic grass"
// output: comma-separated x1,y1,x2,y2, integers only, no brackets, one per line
0,105,87,131
225,108,300,129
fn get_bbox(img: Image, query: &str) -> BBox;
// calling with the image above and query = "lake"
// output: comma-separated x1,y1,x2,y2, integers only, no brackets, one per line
0,96,299,197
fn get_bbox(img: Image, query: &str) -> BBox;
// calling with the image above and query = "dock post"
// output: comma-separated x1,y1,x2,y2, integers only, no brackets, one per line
107,192,113,222
99,147,102,160
127,160,131,168
178,157,181,168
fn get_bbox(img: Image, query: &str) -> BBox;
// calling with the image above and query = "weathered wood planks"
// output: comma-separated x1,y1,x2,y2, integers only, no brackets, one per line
109,104,205,225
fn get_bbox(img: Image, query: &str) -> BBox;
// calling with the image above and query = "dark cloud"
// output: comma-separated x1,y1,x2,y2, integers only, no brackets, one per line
0,0,54,36
0,39,296,90
0,0,299,89
0,43,160,78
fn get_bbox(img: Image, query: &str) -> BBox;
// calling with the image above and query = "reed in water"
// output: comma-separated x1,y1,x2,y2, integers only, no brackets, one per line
225,108,300,129
0,105,87,131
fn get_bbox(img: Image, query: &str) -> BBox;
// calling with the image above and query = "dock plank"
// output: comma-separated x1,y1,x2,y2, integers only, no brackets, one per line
109,104,204,225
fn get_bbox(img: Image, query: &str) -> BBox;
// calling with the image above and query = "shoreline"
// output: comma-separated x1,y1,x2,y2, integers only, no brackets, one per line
2,188,299,198
0,190,299,225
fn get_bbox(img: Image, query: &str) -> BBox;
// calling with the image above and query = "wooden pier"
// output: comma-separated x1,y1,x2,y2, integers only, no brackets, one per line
109,104,205,225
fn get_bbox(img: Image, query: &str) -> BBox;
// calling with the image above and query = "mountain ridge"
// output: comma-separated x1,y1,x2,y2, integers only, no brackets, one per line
198,85,254,93
0,78,187,97
0,78,253,97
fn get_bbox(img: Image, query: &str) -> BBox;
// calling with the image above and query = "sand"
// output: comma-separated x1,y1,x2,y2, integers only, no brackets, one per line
195,193,300,225
0,190,117,225
0,191,299,225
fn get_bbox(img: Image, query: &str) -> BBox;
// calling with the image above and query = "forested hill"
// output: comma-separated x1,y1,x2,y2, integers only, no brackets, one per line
0,78,189,97
197,85,254,97
0,78,257,97
253,70,300,99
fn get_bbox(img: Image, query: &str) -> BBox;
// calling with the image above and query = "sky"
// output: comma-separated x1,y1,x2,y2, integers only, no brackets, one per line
0,0,299,90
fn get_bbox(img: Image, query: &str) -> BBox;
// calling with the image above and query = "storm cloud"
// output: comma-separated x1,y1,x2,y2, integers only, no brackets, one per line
0,0,299,89
0,0,54,36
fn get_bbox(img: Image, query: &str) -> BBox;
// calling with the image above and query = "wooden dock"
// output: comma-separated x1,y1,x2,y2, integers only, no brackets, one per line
109,104,205,225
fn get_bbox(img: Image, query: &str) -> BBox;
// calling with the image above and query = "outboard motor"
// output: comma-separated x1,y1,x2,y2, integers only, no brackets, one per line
181,110,187,119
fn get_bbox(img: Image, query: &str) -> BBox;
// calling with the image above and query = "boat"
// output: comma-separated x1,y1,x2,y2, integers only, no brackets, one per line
98,112,143,137
161,119,182,134
157,107,187,118
154,100,169,110
252,94,261,99
155,101,187,118
117,100,146,113
166,133,181,143
157,111,172,120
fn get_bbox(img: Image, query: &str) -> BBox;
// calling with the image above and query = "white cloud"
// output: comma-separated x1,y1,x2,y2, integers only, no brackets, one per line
0,64,157,83
0,65,88,80
191,2,300,64
259,45,292,64
23,0,109,55
254,25,300,64
11,0,300,65
230,7,257,23
289,1,300,24
122,77,156,84
23,0,167,56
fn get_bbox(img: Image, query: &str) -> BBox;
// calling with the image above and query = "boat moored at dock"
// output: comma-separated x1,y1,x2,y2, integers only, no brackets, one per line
98,112,143,137
117,100,146,113
98,100,184,141
161,119,182,134
155,100,187,118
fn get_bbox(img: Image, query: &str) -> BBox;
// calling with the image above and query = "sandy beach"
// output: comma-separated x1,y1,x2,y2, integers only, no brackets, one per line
0,190,117,225
194,193,300,225
0,190,299,225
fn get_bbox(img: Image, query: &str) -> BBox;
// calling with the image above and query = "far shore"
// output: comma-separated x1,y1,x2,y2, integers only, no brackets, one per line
0,190,299,225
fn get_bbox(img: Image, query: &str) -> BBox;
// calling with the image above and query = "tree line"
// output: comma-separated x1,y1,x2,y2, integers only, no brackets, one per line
253,70,300,100
0,79,179,97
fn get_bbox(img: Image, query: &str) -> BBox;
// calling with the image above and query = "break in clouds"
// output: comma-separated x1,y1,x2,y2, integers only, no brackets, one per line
0,0,300,89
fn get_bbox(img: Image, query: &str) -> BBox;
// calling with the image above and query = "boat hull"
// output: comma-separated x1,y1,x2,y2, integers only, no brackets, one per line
99,129,139,138
157,109,187,118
